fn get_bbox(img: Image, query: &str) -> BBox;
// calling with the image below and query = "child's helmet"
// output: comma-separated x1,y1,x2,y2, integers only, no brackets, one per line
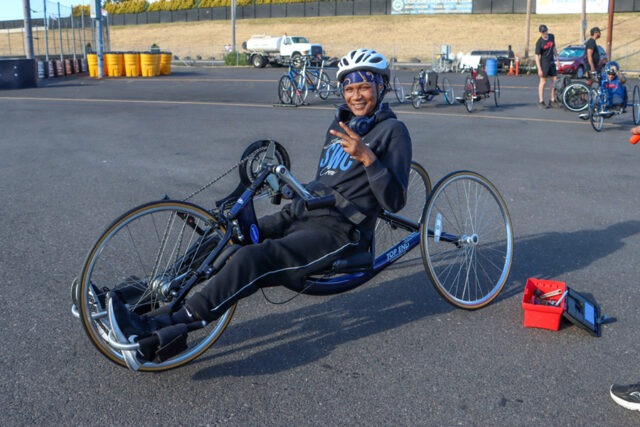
604,61,619,76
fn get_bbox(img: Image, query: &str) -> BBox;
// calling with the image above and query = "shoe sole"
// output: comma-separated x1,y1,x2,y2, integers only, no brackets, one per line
610,387,640,411
106,295,142,371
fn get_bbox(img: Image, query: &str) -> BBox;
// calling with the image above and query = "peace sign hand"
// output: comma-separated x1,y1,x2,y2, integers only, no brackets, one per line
329,121,376,167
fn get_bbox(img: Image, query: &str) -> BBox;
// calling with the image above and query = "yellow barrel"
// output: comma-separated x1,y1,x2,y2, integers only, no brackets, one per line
87,53,98,78
124,52,141,77
140,52,160,77
105,52,124,77
160,52,172,75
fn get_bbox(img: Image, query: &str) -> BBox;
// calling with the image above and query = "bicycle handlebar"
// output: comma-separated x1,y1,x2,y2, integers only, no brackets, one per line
272,165,335,210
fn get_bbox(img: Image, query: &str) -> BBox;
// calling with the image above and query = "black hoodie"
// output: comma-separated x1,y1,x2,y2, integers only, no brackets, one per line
312,103,412,223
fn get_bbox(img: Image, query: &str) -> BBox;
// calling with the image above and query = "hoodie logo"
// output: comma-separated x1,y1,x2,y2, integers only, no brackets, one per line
319,139,354,176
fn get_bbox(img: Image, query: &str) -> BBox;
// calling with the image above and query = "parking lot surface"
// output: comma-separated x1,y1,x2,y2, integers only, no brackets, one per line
2,67,640,425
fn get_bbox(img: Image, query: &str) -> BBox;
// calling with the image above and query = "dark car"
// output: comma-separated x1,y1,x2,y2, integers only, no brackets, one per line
557,44,608,79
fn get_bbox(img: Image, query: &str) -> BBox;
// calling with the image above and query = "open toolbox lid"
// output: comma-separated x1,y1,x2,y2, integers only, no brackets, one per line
562,287,609,337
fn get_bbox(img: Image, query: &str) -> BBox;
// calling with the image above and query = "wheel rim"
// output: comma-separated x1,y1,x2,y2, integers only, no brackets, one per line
394,76,405,103
443,78,453,104
318,73,331,100
78,201,235,371
633,85,640,125
493,77,500,107
375,162,431,263
420,172,513,309
278,76,293,104
563,83,589,112
293,74,308,106
589,90,604,131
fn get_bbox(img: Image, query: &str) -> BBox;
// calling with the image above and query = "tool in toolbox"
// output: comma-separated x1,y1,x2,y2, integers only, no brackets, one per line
522,278,612,335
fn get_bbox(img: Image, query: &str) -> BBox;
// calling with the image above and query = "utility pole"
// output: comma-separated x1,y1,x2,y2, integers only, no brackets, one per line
605,0,615,59
23,0,34,59
581,0,587,42
524,0,532,58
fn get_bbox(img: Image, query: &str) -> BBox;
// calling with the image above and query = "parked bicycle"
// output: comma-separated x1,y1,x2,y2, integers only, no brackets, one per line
409,69,454,109
71,140,513,371
278,56,341,106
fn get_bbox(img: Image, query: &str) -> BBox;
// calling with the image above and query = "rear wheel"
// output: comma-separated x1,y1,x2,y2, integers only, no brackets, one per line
393,76,405,103
420,171,513,309
633,85,640,125
292,73,308,106
464,77,475,113
278,75,294,104
562,82,589,112
442,77,454,105
411,80,422,109
77,201,235,371
251,54,266,68
317,72,331,100
493,76,500,107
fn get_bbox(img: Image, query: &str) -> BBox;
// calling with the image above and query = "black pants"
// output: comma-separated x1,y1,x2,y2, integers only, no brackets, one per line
186,201,360,322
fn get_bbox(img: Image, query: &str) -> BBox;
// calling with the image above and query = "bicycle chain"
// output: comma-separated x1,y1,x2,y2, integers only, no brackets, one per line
182,157,248,202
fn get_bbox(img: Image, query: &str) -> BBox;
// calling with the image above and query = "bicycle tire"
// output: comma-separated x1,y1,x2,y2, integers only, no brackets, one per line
493,76,500,107
374,162,431,262
464,77,475,113
633,85,640,125
442,77,454,105
278,75,294,105
292,73,308,106
420,171,513,309
411,80,422,109
77,200,236,371
393,76,405,104
562,82,589,112
589,89,604,132
318,72,331,100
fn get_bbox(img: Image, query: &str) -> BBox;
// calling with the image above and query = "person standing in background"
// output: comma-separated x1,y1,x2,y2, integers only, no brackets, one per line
535,24,559,109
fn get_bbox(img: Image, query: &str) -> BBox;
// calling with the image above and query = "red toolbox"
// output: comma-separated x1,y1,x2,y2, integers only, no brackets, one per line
522,278,567,331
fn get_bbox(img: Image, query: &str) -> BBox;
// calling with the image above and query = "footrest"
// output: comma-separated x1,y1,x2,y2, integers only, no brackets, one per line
332,252,374,274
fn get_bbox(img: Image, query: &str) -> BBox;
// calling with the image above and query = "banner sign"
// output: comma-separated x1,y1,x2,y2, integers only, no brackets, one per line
536,0,609,14
391,0,472,15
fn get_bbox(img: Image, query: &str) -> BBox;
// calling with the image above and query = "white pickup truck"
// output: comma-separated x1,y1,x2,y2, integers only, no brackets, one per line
242,35,324,68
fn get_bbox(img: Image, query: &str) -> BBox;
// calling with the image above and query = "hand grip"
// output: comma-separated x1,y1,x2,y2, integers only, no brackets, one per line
305,195,336,211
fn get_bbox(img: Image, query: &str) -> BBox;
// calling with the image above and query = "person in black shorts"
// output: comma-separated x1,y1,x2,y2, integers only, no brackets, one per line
535,24,559,108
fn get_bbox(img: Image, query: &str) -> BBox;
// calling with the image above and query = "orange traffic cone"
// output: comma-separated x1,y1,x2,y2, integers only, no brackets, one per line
515,56,520,76
508,59,515,76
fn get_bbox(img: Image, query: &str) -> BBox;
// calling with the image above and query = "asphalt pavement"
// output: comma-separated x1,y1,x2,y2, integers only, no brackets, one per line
1,66,640,425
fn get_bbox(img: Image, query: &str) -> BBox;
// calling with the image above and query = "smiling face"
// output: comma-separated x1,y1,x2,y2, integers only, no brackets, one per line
343,81,378,117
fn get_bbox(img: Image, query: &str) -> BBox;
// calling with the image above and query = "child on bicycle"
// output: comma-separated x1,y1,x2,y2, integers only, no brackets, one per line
108,49,413,365
602,61,628,112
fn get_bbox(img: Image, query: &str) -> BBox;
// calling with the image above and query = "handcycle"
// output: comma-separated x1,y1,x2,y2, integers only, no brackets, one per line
456,67,500,113
70,140,514,371
409,69,454,109
586,72,640,132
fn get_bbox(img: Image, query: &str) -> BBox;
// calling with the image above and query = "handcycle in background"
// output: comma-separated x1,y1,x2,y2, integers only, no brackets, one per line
585,70,640,132
409,69,454,109
456,66,500,113
277,56,341,106
70,140,513,371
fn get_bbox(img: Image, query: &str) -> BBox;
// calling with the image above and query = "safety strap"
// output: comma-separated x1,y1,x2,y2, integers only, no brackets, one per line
306,181,368,225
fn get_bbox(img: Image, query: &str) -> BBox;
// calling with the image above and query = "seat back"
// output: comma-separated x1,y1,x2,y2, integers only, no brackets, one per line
475,70,491,94
425,71,439,94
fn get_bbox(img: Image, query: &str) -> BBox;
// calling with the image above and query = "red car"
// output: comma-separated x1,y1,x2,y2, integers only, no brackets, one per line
557,44,608,79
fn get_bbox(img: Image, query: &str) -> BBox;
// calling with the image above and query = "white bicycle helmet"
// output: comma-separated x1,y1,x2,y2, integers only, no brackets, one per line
336,48,390,83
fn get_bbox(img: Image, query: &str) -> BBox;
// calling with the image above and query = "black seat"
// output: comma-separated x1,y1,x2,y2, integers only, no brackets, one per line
330,232,374,274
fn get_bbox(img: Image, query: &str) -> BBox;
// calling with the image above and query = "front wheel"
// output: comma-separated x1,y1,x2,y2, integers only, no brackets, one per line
562,82,589,112
493,76,500,107
442,77,454,105
633,85,640,125
77,201,236,371
420,171,513,309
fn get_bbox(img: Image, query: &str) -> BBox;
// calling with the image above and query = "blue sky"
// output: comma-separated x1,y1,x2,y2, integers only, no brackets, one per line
0,1,90,21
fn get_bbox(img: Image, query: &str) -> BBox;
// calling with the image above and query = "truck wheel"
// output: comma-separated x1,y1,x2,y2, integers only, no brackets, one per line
252,54,266,68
